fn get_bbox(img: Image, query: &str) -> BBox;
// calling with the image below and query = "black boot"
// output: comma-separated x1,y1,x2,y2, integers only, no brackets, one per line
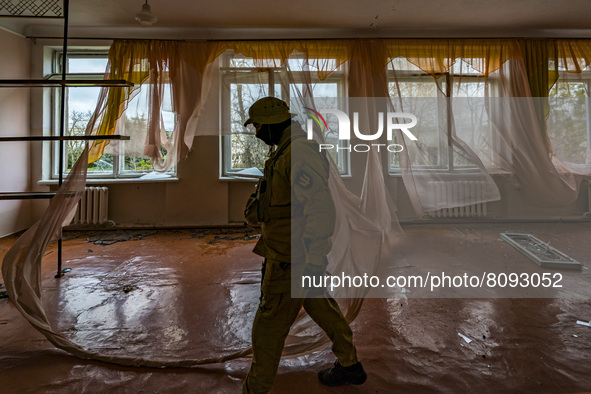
318,361,367,386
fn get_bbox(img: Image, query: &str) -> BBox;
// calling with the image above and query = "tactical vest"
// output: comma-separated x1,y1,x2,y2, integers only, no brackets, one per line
244,133,305,224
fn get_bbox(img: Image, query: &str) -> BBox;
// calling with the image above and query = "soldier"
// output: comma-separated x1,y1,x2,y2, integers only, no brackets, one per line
242,97,366,393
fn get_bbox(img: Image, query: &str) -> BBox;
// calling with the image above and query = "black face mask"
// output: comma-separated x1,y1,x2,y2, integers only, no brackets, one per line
255,124,283,146
255,124,274,146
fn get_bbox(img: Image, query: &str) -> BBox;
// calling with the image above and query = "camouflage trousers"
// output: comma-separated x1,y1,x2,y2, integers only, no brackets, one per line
242,259,358,394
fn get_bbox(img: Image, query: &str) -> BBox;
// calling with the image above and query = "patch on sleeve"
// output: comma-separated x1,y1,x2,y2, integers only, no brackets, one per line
295,170,313,189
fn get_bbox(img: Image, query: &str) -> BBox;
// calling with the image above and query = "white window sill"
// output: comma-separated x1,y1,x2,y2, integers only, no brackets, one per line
39,177,179,185
388,168,513,177
219,176,260,182
219,173,352,182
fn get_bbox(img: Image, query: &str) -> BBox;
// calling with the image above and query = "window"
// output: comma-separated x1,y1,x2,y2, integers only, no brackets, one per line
547,68,591,165
51,51,173,179
220,52,347,177
387,57,496,173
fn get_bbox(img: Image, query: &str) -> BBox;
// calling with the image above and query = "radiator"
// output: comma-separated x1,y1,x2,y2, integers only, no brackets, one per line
71,187,109,225
427,181,487,218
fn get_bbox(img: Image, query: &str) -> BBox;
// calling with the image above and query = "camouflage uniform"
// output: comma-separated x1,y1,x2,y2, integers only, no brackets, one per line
243,123,359,394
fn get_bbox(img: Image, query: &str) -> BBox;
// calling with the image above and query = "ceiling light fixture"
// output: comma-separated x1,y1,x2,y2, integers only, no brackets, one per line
135,0,158,26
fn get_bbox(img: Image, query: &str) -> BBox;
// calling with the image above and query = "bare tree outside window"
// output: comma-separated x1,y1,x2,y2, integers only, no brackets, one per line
230,83,270,169
547,81,589,164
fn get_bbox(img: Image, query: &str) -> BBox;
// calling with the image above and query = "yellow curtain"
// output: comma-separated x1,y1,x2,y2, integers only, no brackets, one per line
518,39,557,146
514,39,591,146
91,38,591,166
385,38,521,76
90,38,526,162
88,40,151,163
555,39,591,73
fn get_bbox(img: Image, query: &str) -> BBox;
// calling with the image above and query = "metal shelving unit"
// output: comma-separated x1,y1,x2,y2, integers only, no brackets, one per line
0,135,131,142
0,192,57,200
0,0,133,277
0,79,134,87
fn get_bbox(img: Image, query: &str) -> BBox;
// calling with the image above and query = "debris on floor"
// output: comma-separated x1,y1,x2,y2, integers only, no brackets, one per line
0,291,8,299
2,224,591,392
190,227,258,239
208,234,260,244
500,233,582,270
86,231,157,246
458,333,472,343
576,320,591,327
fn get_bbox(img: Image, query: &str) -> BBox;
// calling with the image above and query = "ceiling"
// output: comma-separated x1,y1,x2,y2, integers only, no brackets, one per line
1,0,591,40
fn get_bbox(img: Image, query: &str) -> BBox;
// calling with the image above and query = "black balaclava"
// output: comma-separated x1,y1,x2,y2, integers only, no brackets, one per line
255,119,291,146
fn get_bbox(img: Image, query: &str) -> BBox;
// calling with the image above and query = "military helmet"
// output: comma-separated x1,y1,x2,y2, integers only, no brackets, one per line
244,97,295,126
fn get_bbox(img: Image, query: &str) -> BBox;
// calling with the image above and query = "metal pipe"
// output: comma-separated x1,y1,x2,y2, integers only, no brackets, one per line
56,0,70,279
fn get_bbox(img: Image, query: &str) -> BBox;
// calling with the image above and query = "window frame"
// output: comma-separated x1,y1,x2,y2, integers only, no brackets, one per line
386,65,500,174
219,51,349,179
50,50,176,180
547,70,591,166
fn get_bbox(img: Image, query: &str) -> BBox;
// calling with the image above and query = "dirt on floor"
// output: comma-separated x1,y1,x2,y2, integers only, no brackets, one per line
0,224,590,393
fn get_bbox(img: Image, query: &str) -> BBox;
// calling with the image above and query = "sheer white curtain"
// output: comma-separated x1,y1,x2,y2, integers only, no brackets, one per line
386,44,504,217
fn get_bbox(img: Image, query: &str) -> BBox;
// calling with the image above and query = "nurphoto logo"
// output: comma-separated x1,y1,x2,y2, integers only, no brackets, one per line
303,107,418,153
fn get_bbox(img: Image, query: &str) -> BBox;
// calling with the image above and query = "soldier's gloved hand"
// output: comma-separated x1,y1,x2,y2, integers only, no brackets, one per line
303,264,327,297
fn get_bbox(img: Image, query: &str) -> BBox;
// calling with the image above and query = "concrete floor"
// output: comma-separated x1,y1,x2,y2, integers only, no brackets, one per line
1,223,591,393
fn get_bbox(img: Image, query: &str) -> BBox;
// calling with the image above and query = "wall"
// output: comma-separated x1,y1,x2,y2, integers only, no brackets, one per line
106,135,231,227
0,29,32,237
